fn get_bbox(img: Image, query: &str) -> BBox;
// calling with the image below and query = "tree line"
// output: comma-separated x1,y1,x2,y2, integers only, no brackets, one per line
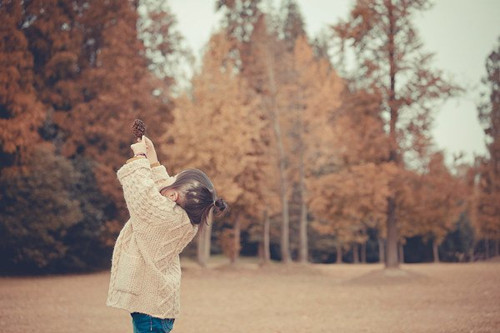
0,0,498,274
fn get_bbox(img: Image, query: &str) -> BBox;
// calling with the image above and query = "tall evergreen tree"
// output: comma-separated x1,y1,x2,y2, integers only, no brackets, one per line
279,0,306,52
165,32,269,265
277,0,308,262
332,0,460,268
476,37,500,257
216,2,293,262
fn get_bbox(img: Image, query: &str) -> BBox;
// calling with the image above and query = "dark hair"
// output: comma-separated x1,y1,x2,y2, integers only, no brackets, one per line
162,169,227,226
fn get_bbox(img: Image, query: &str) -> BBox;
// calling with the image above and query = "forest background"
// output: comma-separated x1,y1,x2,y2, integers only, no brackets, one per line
0,0,499,274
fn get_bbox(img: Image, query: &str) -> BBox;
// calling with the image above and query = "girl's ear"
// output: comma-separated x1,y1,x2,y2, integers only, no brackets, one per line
169,190,179,202
161,188,179,202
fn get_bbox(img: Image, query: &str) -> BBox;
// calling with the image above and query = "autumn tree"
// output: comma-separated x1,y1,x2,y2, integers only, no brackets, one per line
390,167,420,263
332,0,460,268
5,0,162,230
216,0,261,44
281,35,344,262
409,152,464,262
138,0,193,88
276,0,316,263
41,0,175,237
164,31,269,265
310,162,393,263
279,0,306,52
0,1,127,273
475,37,500,257
307,73,392,263
22,0,83,116
215,1,295,263
0,1,45,167
0,0,185,272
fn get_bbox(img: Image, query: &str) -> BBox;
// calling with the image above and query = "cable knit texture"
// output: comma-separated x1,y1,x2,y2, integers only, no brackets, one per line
106,157,198,318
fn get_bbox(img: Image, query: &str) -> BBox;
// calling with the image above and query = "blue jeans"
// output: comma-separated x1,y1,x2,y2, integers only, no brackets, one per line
131,312,175,333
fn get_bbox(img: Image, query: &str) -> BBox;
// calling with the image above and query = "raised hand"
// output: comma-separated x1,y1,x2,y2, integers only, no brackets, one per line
143,135,159,164
130,135,147,156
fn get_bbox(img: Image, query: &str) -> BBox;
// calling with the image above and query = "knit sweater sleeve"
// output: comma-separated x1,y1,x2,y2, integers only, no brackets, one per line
151,164,176,192
117,158,184,229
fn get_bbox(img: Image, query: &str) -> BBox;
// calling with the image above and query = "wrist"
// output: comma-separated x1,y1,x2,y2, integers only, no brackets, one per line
134,153,147,158
126,155,147,164
150,161,161,168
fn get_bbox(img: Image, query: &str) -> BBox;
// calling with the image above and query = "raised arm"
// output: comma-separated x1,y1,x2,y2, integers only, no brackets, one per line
143,136,176,191
151,164,176,191
117,142,185,230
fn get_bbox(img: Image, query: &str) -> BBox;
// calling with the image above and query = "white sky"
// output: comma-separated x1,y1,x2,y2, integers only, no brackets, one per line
168,0,500,164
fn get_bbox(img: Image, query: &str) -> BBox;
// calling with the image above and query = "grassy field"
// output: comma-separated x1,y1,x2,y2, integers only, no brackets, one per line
0,258,499,333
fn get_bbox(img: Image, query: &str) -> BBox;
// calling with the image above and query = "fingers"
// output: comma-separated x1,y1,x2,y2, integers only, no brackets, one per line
143,135,154,147
130,137,147,155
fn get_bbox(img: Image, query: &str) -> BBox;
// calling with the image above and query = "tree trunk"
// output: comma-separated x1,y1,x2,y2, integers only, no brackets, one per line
336,240,342,263
258,242,264,262
468,247,475,262
275,118,290,264
352,243,359,263
298,176,308,263
204,221,212,263
263,209,271,264
432,238,440,263
398,241,404,264
197,227,207,267
378,237,385,263
469,238,478,262
361,241,367,263
266,88,290,264
280,190,290,263
386,197,399,267
385,0,399,269
231,218,241,265
297,96,308,264
263,26,290,264
485,238,490,259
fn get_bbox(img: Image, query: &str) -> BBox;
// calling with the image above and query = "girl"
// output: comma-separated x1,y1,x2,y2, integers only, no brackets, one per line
106,135,226,333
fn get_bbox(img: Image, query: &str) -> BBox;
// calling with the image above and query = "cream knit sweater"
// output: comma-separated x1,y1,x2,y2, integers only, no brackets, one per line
106,157,198,319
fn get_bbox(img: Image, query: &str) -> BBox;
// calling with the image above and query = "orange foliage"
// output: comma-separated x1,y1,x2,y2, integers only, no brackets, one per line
401,153,464,245
164,32,270,221
310,163,395,244
0,2,45,162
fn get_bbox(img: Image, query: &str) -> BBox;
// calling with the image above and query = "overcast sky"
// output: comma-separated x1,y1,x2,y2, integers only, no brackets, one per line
168,0,500,164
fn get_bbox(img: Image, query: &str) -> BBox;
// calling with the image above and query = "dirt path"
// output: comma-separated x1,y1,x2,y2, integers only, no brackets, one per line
1,261,499,333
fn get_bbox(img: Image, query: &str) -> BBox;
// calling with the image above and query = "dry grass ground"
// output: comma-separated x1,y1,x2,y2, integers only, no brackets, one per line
0,258,499,333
